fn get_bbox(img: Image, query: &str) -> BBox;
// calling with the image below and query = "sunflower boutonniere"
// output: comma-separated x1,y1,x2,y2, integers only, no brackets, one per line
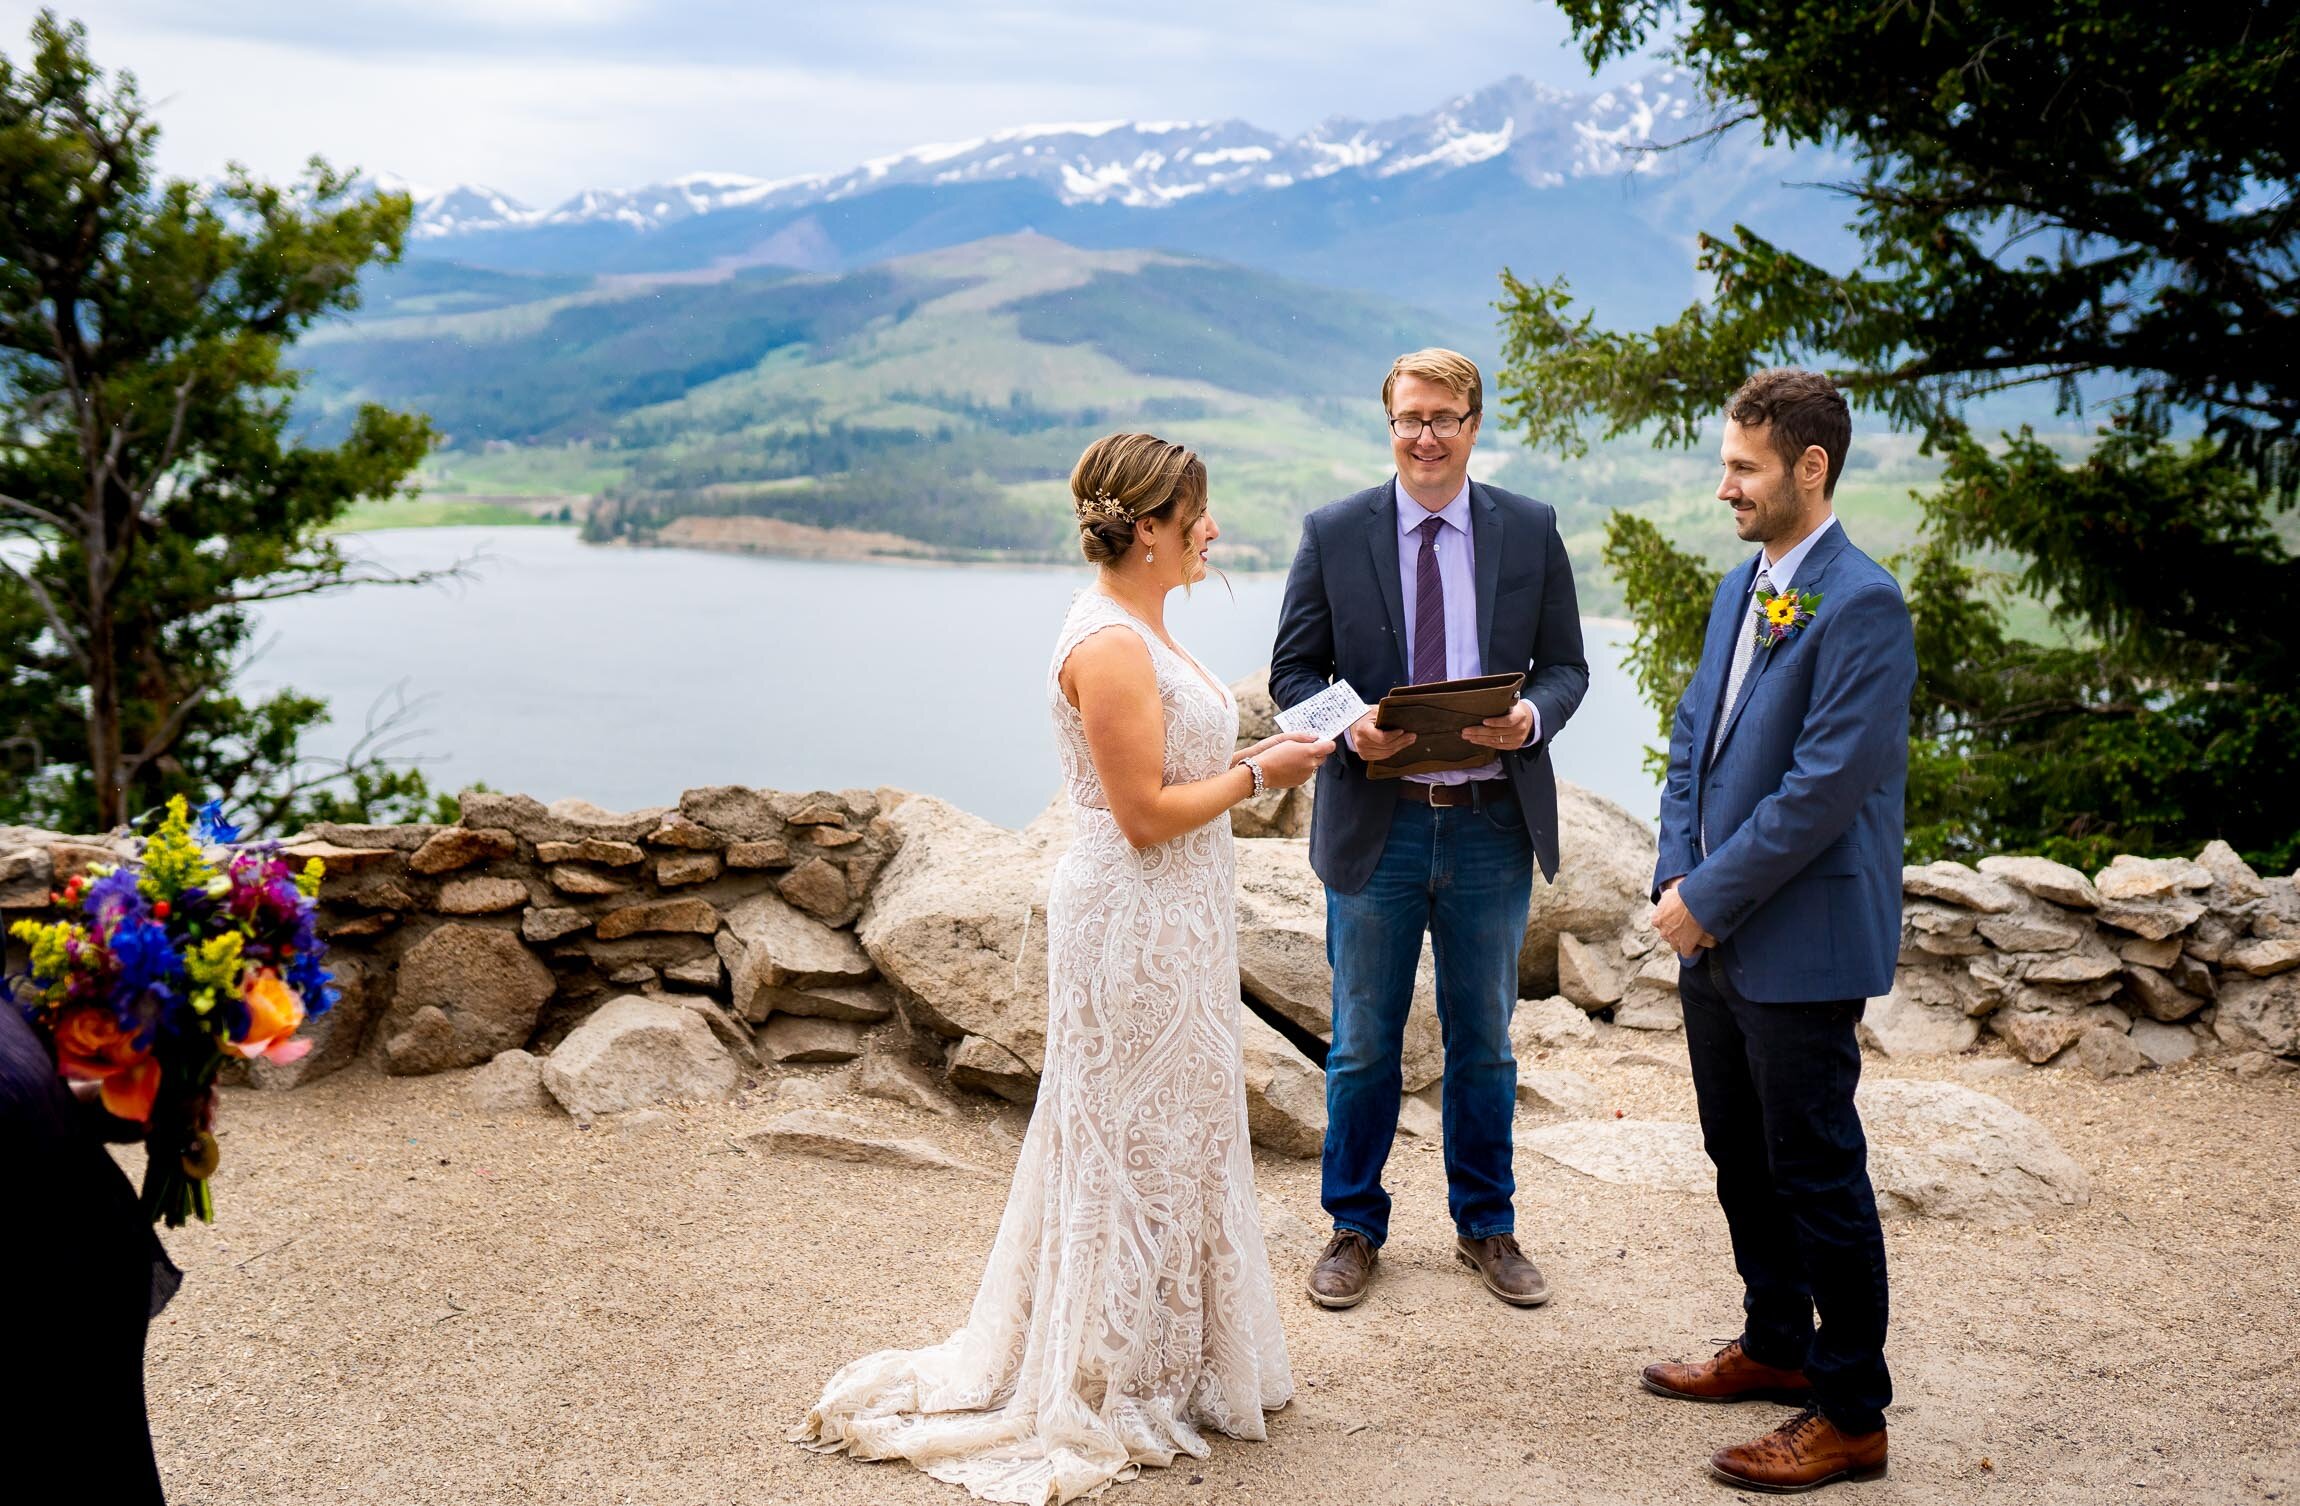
1754,586,1822,650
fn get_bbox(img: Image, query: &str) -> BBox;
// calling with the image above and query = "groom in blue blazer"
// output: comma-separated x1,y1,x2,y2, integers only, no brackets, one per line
1272,349,1588,1313
1641,369,1914,1494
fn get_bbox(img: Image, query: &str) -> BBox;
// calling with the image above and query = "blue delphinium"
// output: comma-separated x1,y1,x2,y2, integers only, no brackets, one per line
192,798,241,847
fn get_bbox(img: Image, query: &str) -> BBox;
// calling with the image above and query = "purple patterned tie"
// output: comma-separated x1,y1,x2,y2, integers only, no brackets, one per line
1414,516,1446,683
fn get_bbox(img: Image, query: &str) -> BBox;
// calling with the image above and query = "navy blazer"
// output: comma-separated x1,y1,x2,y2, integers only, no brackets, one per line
1272,478,1589,894
1657,523,1916,1003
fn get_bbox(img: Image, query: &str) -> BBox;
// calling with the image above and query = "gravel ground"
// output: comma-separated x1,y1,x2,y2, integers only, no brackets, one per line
140,1038,2300,1506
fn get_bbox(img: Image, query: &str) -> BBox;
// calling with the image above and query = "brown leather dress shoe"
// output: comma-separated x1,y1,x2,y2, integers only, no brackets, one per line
1306,1230,1376,1309
1708,1407,1887,1493
1642,1339,1814,1405
1455,1234,1550,1306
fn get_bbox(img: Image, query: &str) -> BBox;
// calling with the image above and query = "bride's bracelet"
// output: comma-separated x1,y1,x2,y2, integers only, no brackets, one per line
1240,757,1266,799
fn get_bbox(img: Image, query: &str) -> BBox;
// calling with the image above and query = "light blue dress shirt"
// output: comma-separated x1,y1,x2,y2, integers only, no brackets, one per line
1745,512,1840,602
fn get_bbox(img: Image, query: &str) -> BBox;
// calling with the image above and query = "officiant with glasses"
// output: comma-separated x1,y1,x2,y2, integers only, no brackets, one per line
1271,348,1589,1312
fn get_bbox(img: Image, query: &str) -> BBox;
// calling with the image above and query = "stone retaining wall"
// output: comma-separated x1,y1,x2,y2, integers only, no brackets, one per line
3,673,2292,1149
1869,848,2300,1074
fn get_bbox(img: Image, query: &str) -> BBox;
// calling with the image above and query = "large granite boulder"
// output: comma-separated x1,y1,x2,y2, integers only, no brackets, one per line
1227,669,1315,839
380,923,556,1075
1234,837,1445,1092
1858,1079,2092,1225
1239,1010,1327,1157
1857,984,1982,1058
1526,1081,2090,1227
1518,781,1658,997
857,796,1060,1075
540,995,738,1116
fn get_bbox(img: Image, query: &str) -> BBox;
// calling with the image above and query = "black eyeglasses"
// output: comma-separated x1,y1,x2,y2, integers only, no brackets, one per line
1388,413,1476,439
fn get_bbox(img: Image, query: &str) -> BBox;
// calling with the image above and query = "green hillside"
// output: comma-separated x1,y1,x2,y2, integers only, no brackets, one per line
303,231,2094,617
301,234,1481,566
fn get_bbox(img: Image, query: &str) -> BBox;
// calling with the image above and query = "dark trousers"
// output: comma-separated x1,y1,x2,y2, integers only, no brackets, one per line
1680,956,1892,1435
1322,797,1533,1246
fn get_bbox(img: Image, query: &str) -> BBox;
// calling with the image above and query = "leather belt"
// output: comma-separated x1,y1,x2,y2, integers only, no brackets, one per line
1394,780,1510,808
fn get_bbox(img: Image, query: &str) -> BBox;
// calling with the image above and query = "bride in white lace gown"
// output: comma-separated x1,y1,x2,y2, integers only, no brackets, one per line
795,434,1334,1504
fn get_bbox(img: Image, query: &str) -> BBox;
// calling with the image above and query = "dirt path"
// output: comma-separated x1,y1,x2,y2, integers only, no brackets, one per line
142,1041,2299,1505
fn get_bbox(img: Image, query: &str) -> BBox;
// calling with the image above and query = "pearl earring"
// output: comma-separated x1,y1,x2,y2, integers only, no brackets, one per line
1146,547,1155,564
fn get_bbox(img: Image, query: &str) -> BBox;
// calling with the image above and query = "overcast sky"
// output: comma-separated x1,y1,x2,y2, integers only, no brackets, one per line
0,2,1665,204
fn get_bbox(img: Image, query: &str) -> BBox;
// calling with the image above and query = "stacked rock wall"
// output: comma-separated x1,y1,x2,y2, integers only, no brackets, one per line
1872,846,2300,1074
4,670,2293,1148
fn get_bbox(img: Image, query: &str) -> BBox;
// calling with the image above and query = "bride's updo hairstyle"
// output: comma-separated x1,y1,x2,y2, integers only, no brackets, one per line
1070,432,1206,567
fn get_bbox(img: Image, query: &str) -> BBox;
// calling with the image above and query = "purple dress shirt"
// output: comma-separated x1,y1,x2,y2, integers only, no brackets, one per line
1392,478,1534,784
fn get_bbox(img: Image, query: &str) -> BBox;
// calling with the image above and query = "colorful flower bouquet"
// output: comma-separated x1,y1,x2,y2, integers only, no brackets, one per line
6,797,334,1226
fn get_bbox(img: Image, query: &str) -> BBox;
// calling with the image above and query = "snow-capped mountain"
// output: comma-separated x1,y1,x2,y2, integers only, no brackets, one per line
398,71,1709,240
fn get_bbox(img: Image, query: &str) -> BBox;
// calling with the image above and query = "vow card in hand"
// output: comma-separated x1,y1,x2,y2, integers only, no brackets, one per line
1274,680,1370,744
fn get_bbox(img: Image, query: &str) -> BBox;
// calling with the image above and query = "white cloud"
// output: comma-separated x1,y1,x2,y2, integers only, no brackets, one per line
0,1,1665,203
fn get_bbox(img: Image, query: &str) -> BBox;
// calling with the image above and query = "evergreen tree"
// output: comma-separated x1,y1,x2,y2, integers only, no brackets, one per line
1501,0,2298,869
0,13,450,833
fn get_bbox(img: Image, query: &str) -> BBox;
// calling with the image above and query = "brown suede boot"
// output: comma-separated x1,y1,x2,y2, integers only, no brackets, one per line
1642,1339,1814,1405
1306,1229,1376,1309
1708,1407,1887,1493
1454,1234,1550,1307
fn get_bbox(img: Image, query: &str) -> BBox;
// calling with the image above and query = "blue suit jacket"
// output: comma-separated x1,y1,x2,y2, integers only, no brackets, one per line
1272,478,1589,894
1658,524,1916,1003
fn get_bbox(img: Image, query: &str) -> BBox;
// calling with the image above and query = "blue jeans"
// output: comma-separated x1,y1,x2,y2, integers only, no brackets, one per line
1322,797,1533,1246
1680,956,1892,1435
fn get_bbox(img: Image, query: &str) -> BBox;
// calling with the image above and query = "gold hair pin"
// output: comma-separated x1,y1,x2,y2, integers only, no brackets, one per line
1079,490,1130,523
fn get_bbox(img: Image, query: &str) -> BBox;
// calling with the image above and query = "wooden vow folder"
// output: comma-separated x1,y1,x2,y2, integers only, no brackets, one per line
1364,671,1528,780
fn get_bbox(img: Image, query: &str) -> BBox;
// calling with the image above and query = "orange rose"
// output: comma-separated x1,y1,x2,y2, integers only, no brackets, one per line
51,1006,160,1124
101,1058,162,1123
230,970,309,1062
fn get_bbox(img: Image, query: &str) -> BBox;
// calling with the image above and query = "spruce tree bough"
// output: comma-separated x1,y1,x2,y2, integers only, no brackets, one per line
1500,0,2298,871
0,13,451,833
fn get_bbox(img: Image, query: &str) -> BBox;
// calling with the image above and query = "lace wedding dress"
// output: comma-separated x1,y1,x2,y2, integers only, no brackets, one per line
795,588,1294,1503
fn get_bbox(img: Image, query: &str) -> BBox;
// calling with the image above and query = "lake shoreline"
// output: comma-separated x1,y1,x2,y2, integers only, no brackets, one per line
331,520,1639,628
254,526,1660,828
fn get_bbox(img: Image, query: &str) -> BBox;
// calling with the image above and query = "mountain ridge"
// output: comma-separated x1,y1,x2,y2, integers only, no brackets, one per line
382,70,1710,238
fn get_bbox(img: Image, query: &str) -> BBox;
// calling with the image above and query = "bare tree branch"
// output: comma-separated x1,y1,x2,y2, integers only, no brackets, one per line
203,549,488,609
119,369,199,514
232,679,443,835
0,549,89,667
116,680,214,786
1635,107,1761,155
0,490,70,530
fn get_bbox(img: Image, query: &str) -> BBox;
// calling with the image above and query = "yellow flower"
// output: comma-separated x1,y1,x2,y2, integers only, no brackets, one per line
1765,596,1799,626
138,794,216,903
